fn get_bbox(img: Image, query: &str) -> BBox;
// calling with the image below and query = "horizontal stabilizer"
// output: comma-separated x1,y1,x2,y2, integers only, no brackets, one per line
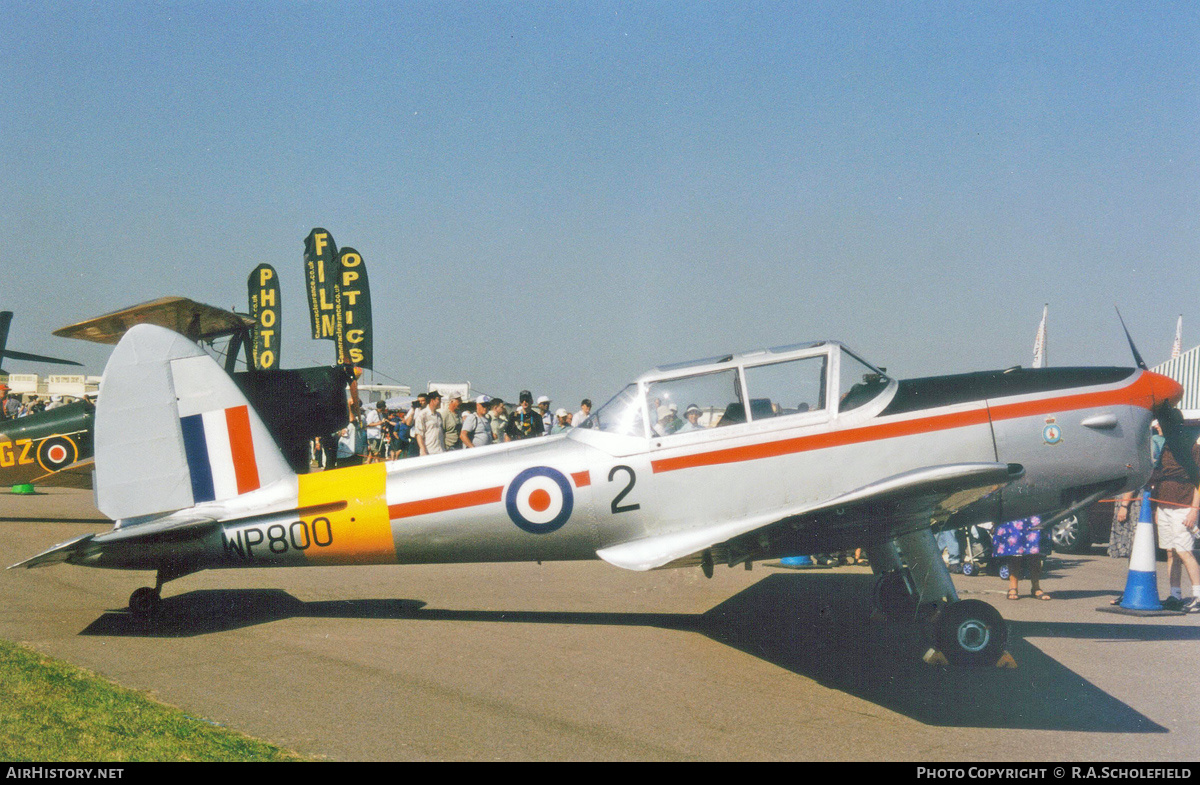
101,512,219,543
597,462,1021,572
8,533,95,570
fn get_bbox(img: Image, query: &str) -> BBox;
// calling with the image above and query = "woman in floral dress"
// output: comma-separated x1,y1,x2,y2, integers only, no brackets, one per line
992,515,1051,600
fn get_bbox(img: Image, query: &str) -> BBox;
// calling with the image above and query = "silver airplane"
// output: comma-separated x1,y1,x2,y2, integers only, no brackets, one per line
11,323,1188,665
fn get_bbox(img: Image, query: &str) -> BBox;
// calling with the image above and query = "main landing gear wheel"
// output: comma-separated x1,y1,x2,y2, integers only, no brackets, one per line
128,587,162,620
934,599,1006,666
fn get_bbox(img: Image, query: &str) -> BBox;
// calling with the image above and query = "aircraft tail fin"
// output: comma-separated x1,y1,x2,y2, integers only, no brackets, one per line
95,324,294,520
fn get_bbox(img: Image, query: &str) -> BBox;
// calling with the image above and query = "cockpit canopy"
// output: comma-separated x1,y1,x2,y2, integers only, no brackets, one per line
581,341,891,438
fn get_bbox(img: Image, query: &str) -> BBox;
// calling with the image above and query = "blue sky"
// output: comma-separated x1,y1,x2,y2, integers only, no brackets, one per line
4,1,1198,405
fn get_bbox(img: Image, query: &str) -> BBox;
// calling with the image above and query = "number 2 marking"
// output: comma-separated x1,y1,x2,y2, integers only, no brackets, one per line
608,465,640,514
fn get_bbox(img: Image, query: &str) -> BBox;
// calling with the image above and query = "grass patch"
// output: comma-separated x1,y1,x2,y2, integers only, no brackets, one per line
0,638,311,761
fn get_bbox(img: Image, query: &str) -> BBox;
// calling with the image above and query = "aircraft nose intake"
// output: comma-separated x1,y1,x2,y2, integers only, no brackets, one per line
1146,371,1184,409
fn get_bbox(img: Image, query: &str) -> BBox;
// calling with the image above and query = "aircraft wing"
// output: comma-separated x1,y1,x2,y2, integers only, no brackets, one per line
596,462,1022,572
54,297,255,345
27,458,95,490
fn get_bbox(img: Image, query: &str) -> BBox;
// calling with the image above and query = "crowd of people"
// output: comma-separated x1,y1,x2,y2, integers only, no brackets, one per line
0,385,75,420
313,390,594,469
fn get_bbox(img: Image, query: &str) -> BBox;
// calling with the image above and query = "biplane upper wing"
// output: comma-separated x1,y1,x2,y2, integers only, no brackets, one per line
596,462,1023,571
53,297,255,345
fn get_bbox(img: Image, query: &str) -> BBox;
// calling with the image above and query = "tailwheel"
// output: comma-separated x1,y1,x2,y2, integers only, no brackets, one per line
934,599,1006,666
128,587,162,620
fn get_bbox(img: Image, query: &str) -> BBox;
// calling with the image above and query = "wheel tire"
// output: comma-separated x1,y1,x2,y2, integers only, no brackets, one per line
1051,514,1093,554
128,587,161,620
998,563,1010,580
935,599,1007,666
961,562,977,577
873,571,918,618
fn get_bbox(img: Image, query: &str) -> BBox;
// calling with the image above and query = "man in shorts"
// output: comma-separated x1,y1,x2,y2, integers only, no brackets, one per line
364,401,388,462
1151,436,1200,611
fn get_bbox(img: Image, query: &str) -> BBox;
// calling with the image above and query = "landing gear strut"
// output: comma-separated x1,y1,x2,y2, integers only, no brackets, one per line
127,567,189,620
868,527,1009,666
872,570,920,619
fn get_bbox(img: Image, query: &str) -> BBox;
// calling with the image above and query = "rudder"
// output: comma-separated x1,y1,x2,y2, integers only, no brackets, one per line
95,324,293,520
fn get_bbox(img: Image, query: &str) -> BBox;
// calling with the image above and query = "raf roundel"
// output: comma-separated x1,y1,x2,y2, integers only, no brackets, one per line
36,435,79,473
505,466,574,534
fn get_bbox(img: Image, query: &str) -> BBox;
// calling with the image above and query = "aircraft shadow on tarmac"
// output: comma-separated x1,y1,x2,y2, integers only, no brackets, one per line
79,572,1184,733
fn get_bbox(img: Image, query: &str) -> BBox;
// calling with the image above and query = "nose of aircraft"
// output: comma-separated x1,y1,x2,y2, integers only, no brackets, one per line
1145,370,1184,409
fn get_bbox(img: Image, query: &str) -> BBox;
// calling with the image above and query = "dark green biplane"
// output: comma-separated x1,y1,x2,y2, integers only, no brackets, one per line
2,298,353,493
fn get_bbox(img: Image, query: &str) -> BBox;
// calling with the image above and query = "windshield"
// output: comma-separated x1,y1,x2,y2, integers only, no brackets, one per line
580,384,646,437
838,350,891,412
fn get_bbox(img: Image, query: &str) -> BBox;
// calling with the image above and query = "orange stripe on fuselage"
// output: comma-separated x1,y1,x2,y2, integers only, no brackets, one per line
651,371,1158,475
389,486,503,520
387,471,592,522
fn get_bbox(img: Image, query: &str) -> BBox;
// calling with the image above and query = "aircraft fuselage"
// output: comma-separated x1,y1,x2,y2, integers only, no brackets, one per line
74,355,1165,577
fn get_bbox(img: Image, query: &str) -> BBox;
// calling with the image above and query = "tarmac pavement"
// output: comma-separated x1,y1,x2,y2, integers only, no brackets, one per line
2,487,1199,761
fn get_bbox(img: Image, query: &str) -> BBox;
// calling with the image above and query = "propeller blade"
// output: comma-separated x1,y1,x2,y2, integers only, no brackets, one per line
1115,307,1148,370
1155,401,1200,488
0,349,83,367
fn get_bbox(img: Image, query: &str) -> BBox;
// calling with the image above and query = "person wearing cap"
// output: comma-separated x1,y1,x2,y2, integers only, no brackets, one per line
678,404,704,433
506,390,545,440
414,390,446,456
652,405,673,437
461,395,493,448
536,395,553,435
550,408,573,435
653,404,683,436
24,395,45,417
442,393,464,450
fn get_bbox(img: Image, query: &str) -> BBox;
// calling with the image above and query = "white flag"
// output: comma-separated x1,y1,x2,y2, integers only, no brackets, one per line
1032,304,1048,368
1171,315,1182,359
